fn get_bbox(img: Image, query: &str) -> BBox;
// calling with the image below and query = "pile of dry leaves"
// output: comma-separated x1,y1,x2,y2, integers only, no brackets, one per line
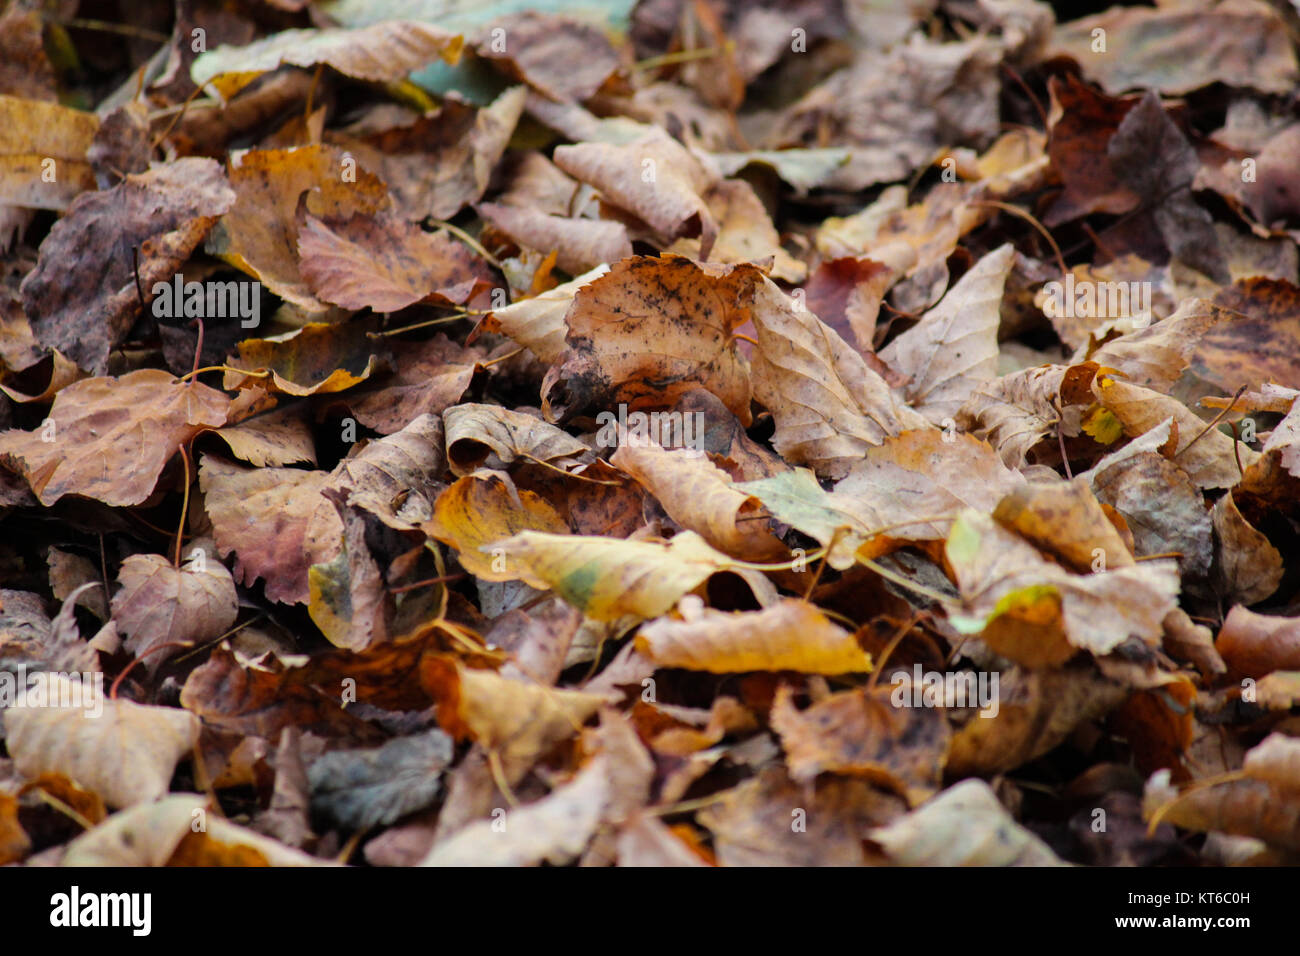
1,0,1300,867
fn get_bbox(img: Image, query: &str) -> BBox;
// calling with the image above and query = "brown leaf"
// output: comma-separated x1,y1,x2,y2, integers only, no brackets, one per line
20,158,235,373
5,678,199,808
424,657,610,785
636,597,872,674
475,12,619,103
443,402,590,477
191,20,464,99
298,210,495,312
327,87,525,222
879,243,1014,424
1212,491,1282,606
111,553,239,673
610,442,784,560
770,683,949,801
946,510,1179,662
749,274,927,478
425,473,569,580
947,665,1128,776
542,256,753,424
199,455,342,605
869,779,1065,866
224,320,383,397
206,145,389,311
348,334,484,434
0,370,229,507
478,201,632,278
554,129,719,256
0,94,98,209
479,264,608,364
1216,606,1300,679
1049,3,1298,96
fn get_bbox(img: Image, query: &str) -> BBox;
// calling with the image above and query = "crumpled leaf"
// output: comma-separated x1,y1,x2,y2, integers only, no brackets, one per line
5,678,199,809
740,429,1022,568
206,145,389,311
443,402,589,476
749,274,928,478
946,509,1179,663
424,657,610,785
610,442,784,560
553,128,718,256
770,683,949,801
20,158,235,374
424,473,569,579
542,256,753,424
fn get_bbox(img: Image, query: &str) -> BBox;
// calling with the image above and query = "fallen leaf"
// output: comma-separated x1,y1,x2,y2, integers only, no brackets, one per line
20,158,235,373
111,553,239,673
636,597,872,674
0,370,229,507
869,778,1066,866
5,678,199,809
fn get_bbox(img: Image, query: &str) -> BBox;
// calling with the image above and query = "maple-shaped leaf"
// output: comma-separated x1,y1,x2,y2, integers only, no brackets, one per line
0,370,228,507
